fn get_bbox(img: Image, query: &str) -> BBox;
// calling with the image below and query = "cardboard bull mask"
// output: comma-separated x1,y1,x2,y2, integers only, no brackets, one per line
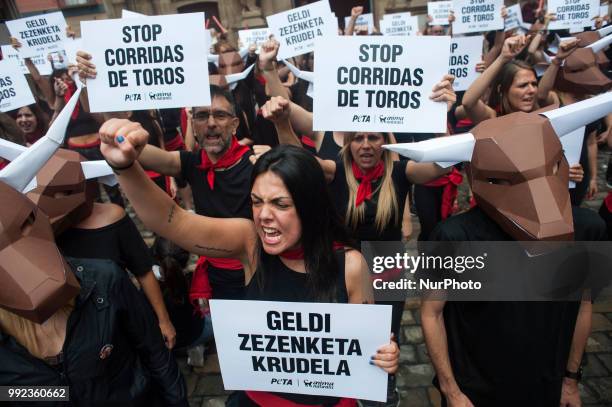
575,25,612,70
0,88,82,323
384,92,612,241
555,34,612,95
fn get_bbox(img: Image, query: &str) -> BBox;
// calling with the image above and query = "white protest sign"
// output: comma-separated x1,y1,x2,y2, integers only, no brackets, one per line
505,4,523,31
452,0,504,34
601,4,610,17
560,126,585,188
313,36,450,133
380,13,419,36
1,45,52,76
121,9,146,18
345,13,374,34
6,12,67,58
428,1,452,25
62,38,83,64
449,36,482,91
81,13,210,113
0,59,35,112
548,0,599,30
267,0,336,60
211,300,391,402
238,28,271,53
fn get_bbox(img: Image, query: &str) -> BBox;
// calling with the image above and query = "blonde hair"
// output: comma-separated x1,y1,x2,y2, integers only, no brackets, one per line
341,133,399,233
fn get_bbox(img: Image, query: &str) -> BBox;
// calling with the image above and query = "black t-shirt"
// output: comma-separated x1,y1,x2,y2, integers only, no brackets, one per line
317,131,342,161
430,206,607,403
329,160,410,243
57,215,153,277
179,150,253,219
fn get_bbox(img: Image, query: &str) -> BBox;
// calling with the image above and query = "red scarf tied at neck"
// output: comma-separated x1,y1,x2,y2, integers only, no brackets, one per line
424,167,463,219
351,161,385,207
197,136,250,189
64,81,79,120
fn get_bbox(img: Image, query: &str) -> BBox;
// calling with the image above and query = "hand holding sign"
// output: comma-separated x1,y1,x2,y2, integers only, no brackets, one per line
76,50,97,84
370,333,399,373
430,74,456,112
99,118,150,169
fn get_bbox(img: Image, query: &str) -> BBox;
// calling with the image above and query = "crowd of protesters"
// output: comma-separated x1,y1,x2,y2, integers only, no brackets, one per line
1,2,612,407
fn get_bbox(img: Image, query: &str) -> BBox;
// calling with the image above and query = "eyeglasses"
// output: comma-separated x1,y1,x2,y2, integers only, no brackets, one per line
193,110,235,122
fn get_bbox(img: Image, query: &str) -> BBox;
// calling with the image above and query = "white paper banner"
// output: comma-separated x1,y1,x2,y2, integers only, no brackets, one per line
548,0,599,30
122,9,146,18
560,126,585,188
267,0,336,60
505,4,523,31
429,1,453,25
238,28,271,53
6,12,68,58
61,38,83,65
0,59,35,112
380,13,419,36
344,13,375,34
1,45,52,76
210,300,391,402
449,36,483,91
313,36,450,133
452,0,504,34
81,13,210,112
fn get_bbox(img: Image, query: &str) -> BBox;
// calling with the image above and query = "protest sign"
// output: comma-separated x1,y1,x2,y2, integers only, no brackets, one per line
428,1,452,25
0,59,35,112
344,13,375,34
81,13,210,112
560,126,585,188
452,0,504,34
62,38,83,64
449,36,482,91
210,300,391,402
380,13,419,36
238,28,271,53
6,12,67,58
505,4,523,31
1,45,52,76
122,9,146,18
548,0,599,30
267,0,336,60
313,36,450,133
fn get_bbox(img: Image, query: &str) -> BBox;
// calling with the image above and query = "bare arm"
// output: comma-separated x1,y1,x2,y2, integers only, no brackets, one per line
98,119,258,266
560,299,591,405
537,39,579,105
137,271,176,349
345,249,374,304
258,39,290,100
344,7,363,36
483,30,504,67
138,144,182,177
406,161,449,184
422,299,474,405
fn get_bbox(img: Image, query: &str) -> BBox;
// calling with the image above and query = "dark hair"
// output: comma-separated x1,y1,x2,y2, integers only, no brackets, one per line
488,60,538,115
130,110,164,148
251,145,354,302
199,84,237,116
48,69,72,98
7,103,49,135
151,237,190,305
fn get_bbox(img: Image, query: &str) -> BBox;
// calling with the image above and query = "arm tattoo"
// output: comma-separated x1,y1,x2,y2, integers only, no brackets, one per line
195,244,232,253
167,204,176,223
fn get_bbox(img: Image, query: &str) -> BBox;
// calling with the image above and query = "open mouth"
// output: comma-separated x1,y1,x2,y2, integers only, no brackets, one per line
262,226,282,244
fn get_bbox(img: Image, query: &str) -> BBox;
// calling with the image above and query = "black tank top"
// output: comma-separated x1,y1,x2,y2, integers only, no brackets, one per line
317,131,342,161
244,249,349,405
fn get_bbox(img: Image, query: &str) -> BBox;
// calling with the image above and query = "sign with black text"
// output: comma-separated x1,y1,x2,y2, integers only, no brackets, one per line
548,0,599,31
428,1,452,25
266,0,336,60
449,36,482,91
0,59,35,112
81,13,210,112
452,0,504,34
380,13,419,36
210,300,391,402
344,13,375,34
6,12,67,58
313,36,450,133
1,45,52,76
238,28,271,53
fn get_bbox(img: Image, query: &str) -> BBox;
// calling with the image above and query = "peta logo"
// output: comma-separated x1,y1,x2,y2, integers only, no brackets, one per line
352,115,371,123
270,378,293,386
378,115,404,125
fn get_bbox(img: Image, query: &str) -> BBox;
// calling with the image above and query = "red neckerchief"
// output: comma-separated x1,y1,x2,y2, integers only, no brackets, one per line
196,136,249,190
424,167,463,219
64,81,79,120
352,161,384,206
280,243,345,260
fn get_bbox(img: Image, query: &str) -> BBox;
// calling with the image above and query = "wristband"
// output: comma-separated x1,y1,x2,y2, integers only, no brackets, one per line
565,368,582,382
106,160,134,174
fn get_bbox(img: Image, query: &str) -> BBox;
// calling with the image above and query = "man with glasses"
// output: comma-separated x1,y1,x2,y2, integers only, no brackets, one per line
137,85,254,313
